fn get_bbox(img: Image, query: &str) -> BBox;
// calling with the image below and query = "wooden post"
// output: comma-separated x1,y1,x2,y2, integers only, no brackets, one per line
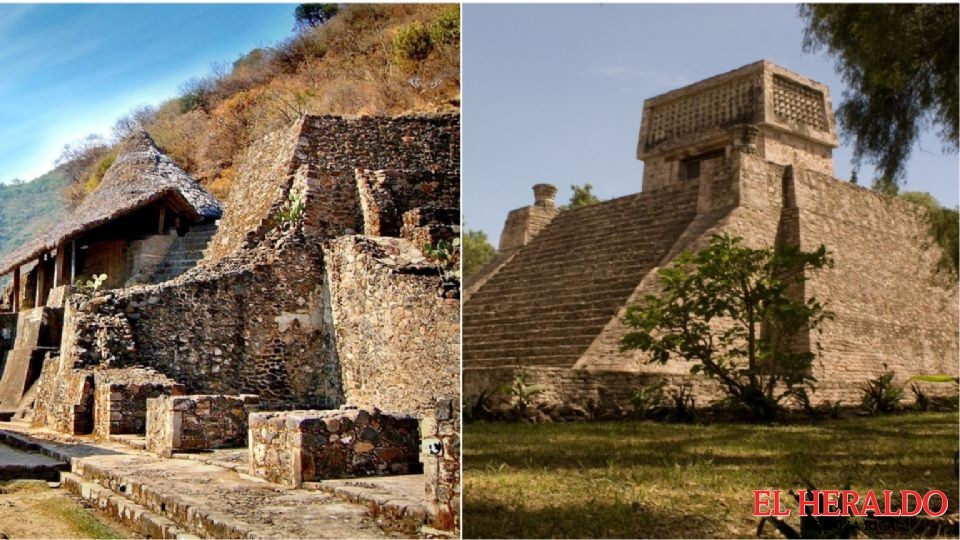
158,206,166,234
70,240,76,284
12,267,19,313
35,254,45,307
54,244,65,288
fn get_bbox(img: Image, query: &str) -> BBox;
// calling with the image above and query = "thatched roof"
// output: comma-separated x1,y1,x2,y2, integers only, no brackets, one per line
0,131,221,275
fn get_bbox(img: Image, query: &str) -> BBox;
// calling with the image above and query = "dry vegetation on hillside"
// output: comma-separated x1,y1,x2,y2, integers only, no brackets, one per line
60,3,460,203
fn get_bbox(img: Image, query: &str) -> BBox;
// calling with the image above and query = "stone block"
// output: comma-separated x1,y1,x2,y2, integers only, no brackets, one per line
248,407,420,488
419,396,460,532
147,394,256,458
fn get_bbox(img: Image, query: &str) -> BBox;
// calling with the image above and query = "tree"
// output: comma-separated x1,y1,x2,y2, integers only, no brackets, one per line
561,183,601,210
294,4,339,30
799,4,959,187
621,234,834,420
463,227,497,278
112,105,157,141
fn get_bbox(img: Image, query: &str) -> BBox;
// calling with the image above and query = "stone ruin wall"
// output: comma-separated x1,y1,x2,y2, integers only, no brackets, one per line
35,112,461,433
324,235,460,415
355,169,459,238
207,114,460,262
51,231,343,413
205,124,302,261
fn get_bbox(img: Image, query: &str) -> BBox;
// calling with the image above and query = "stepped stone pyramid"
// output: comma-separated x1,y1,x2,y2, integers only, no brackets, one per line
464,60,958,411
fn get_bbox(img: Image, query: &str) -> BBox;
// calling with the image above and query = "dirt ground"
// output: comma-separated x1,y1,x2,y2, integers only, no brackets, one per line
0,480,130,539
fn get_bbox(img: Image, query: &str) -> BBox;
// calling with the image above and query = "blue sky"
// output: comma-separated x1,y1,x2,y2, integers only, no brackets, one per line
463,4,960,243
0,4,296,183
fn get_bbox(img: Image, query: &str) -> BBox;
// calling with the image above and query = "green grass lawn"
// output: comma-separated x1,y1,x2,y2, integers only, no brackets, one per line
463,413,959,538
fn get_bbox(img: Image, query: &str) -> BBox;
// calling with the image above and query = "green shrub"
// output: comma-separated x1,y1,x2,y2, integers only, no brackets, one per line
393,22,433,65
499,368,544,419
430,5,460,45
275,186,306,228
630,380,666,419
75,274,107,297
860,364,904,414
85,149,117,193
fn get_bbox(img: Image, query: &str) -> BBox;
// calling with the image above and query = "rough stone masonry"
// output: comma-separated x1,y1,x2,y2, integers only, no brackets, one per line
19,112,461,533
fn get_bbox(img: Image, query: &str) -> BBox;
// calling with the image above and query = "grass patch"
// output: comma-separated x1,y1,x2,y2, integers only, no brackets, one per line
32,497,124,539
463,413,959,538
0,480,123,539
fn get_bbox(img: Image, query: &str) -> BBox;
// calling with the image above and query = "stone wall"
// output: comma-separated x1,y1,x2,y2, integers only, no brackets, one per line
324,235,459,414
400,207,459,250
92,368,184,438
356,169,460,237
32,363,95,434
206,123,301,261
207,114,460,261
248,408,420,488
146,394,257,457
61,231,343,409
791,169,959,401
420,397,460,532
126,232,178,286
464,366,725,419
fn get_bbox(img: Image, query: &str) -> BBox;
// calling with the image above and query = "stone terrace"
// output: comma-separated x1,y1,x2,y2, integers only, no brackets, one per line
0,421,427,538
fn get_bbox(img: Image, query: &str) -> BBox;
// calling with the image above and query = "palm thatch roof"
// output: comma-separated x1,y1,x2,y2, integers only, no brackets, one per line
0,131,221,275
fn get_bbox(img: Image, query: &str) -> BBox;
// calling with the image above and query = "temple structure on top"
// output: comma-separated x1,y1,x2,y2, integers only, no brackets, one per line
638,60,838,191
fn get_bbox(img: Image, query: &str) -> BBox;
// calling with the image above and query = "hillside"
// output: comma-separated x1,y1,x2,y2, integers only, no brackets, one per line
0,169,67,268
0,4,459,273
67,3,460,202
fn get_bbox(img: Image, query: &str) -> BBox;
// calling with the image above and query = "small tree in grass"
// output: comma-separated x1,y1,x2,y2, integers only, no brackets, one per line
621,234,834,420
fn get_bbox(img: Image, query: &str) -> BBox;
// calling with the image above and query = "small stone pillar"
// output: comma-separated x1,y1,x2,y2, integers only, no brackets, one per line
498,184,560,252
532,184,558,208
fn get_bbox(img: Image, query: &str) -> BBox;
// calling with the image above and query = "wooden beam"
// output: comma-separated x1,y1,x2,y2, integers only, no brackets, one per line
70,240,76,284
12,267,19,313
158,206,166,234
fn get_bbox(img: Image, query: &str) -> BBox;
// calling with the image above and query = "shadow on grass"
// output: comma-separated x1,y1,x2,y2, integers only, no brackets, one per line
463,497,723,539
463,413,960,538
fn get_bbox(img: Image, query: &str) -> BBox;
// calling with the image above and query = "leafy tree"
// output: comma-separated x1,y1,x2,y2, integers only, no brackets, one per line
393,22,434,65
561,183,601,210
463,227,497,278
800,4,959,187
294,4,339,30
622,234,834,420
429,5,460,45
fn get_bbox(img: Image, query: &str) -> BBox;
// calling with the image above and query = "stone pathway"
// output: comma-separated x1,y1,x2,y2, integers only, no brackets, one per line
0,440,68,481
0,422,424,538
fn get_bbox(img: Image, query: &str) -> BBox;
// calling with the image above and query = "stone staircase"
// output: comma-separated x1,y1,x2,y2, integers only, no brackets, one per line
464,181,701,369
149,223,218,283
